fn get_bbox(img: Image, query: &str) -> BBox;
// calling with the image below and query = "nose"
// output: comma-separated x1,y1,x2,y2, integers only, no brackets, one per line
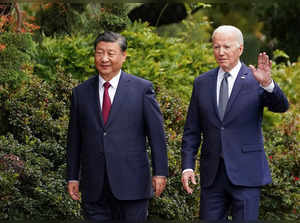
219,47,225,55
101,54,109,62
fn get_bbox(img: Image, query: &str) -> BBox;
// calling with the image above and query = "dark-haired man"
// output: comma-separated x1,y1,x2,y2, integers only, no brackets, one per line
67,31,168,221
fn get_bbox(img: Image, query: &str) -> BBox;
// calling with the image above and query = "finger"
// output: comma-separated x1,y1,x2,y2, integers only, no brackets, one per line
191,174,197,185
182,177,193,194
249,64,256,74
258,52,263,65
155,184,163,197
68,183,80,200
263,53,270,68
269,59,272,68
71,192,80,200
152,179,156,190
154,179,166,197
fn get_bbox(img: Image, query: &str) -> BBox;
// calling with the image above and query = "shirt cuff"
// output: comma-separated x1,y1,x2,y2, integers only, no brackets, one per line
182,168,194,174
261,80,274,93
68,180,79,182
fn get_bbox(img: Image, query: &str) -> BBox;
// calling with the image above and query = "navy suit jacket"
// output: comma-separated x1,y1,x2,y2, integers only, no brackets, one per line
67,71,168,202
182,63,289,187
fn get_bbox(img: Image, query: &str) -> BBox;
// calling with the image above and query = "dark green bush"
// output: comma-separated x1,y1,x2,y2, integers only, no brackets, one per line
0,67,81,220
0,32,35,89
0,134,81,220
148,87,200,221
35,2,87,36
261,104,300,220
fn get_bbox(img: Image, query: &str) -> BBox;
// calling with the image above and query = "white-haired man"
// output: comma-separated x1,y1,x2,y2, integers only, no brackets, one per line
181,25,289,220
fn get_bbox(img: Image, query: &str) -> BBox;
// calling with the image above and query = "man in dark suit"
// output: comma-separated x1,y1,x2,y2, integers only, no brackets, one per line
67,31,168,221
181,25,289,220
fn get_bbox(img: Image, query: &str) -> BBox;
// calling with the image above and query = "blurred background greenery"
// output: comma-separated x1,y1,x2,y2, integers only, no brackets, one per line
0,1,299,221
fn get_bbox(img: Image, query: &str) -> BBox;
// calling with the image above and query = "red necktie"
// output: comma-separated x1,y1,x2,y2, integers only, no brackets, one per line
102,82,111,124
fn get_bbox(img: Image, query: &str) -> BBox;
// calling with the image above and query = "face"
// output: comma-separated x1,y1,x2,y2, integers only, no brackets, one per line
212,31,243,72
94,41,126,80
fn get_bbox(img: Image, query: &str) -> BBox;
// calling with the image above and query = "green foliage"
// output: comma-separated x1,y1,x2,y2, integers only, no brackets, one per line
261,105,300,220
0,32,35,89
35,2,87,36
0,134,81,220
263,58,300,131
122,22,216,100
34,21,216,99
34,34,95,81
255,0,300,62
97,3,131,32
149,88,200,221
0,68,80,220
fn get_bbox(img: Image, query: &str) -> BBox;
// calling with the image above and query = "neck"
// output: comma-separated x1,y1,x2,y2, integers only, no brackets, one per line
99,72,119,82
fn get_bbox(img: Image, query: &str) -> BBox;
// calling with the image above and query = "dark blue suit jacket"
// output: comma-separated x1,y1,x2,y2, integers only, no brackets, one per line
67,71,168,202
182,63,289,187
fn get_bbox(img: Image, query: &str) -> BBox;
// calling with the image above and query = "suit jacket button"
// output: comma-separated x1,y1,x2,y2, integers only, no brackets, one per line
104,132,107,136
221,127,224,130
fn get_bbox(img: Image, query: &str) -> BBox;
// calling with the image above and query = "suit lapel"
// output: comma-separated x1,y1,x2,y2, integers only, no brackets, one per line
105,71,130,128
223,64,248,121
89,75,104,127
209,69,221,122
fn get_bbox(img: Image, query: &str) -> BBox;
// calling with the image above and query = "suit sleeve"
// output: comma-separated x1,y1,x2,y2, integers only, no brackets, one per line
262,81,289,113
181,80,202,171
143,83,168,177
67,88,81,181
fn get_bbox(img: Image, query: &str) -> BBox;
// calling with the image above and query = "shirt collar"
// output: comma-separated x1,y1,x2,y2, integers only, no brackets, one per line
218,60,241,79
98,70,122,89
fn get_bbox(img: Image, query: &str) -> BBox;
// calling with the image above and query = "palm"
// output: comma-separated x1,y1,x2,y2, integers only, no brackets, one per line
249,52,272,86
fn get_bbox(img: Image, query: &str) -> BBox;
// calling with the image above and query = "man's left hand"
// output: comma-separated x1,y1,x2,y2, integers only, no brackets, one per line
249,52,273,87
152,176,167,197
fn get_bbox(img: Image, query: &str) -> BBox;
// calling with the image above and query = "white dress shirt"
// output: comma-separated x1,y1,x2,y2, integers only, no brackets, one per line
98,70,121,108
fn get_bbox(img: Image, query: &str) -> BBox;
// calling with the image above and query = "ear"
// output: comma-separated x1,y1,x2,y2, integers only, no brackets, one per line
239,44,244,56
122,51,127,62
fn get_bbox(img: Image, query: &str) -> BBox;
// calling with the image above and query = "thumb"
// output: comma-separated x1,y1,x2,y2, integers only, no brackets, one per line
249,64,256,73
191,174,197,185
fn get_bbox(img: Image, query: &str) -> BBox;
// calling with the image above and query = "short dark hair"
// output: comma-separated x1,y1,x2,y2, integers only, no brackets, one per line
94,31,127,52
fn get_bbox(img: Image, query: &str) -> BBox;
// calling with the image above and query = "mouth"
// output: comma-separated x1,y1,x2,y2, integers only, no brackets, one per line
100,65,111,69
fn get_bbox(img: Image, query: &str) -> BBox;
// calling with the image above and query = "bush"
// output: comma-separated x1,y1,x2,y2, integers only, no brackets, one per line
122,22,216,100
0,32,35,89
0,67,81,220
0,134,81,220
261,104,300,220
35,2,87,36
148,87,200,221
34,34,95,81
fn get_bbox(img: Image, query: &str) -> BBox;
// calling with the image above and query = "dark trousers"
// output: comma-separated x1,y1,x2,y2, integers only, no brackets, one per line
82,172,148,222
200,159,261,220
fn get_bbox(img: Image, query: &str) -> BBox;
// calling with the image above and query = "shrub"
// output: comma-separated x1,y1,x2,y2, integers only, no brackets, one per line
34,2,87,36
0,67,81,220
122,22,216,100
0,32,35,89
261,104,300,220
148,87,200,221
33,34,95,81
0,134,81,220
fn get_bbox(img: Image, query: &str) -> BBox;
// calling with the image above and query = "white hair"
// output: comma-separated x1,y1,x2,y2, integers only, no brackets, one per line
212,25,244,46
